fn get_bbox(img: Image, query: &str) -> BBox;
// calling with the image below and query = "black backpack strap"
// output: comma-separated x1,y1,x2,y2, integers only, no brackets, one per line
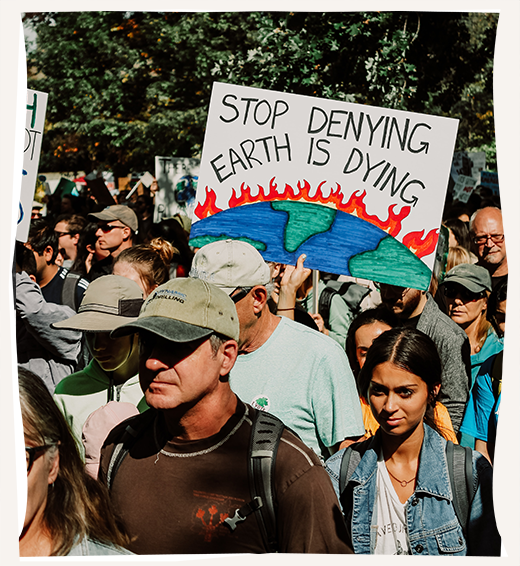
224,410,284,552
446,441,475,539
339,437,375,495
490,352,503,401
61,271,81,311
318,285,337,329
106,409,156,491
318,281,371,328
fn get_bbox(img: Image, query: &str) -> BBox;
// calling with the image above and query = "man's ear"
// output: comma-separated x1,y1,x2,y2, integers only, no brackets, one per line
43,245,54,264
71,232,80,245
121,226,131,241
218,340,238,376
251,286,268,314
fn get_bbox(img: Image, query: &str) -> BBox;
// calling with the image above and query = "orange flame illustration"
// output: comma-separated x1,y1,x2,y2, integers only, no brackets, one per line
402,228,439,258
194,187,222,219
194,177,411,238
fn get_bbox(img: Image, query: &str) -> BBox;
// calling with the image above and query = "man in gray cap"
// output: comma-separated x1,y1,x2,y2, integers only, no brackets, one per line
88,204,138,280
190,239,364,460
98,277,352,554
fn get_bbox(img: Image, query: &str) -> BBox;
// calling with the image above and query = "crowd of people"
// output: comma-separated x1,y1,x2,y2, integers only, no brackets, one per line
16,181,505,555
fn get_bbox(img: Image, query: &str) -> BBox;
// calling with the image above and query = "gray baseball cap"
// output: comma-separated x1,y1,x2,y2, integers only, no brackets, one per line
52,275,144,332
89,204,138,232
189,239,271,295
111,277,239,343
442,263,492,293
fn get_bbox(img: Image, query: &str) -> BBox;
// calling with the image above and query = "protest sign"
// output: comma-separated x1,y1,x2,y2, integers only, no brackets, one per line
85,174,114,206
451,150,486,183
480,170,500,196
190,83,459,290
154,157,200,223
453,174,478,203
18,89,48,242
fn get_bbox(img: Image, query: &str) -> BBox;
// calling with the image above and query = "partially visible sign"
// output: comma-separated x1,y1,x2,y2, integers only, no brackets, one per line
480,170,500,196
453,174,477,203
18,89,48,242
154,157,199,223
451,150,486,184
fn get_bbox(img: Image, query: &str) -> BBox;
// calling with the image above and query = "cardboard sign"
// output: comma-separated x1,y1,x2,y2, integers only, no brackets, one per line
18,89,48,242
480,170,500,196
154,156,200,223
453,174,478,203
190,83,459,290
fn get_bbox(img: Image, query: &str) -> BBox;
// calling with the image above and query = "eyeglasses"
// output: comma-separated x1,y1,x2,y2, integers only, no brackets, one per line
473,233,504,246
54,231,71,238
25,444,56,474
443,284,486,302
230,287,253,303
97,224,125,233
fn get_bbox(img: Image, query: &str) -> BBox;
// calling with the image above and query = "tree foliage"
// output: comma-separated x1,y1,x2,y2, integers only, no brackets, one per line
24,11,498,176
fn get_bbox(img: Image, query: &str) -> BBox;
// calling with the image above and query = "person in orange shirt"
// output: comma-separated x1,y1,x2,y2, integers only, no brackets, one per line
345,306,457,443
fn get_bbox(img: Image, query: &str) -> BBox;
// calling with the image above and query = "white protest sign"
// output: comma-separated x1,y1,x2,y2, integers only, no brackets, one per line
453,174,478,203
18,89,48,242
192,82,459,275
154,156,200,222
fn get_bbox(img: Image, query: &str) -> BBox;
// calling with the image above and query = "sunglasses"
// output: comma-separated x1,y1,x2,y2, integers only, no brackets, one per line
443,284,485,302
98,224,125,233
230,287,253,303
25,444,56,474
54,231,72,238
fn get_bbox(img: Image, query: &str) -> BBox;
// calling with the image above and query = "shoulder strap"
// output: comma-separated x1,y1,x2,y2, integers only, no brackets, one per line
106,409,156,491
61,271,81,311
224,410,284,552
339,437,374,494
318,281,371,328
318,285,337,328
446,441,474,539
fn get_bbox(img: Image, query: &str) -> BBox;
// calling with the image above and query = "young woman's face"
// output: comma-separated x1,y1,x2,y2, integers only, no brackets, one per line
23,435,59,535
355,321,392,370
368,362,439,438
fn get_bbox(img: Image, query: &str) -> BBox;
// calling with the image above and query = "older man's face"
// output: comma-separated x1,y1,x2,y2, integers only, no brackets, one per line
472,208,506,268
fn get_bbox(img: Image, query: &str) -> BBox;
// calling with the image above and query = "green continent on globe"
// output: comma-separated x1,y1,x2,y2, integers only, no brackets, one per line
189,234,267,251
349,236,432,290
271,201,336,253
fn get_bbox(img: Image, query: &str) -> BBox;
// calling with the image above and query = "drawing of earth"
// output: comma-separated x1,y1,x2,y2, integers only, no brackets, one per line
189,201,432,290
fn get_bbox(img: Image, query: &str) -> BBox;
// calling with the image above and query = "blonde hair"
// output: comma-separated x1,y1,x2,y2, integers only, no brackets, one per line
446,245,471,273
19,367,131,555
475,291,492,351
114,237,177,294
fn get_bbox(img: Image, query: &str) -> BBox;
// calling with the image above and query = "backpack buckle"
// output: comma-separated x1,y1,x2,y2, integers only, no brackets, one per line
224,496,263,531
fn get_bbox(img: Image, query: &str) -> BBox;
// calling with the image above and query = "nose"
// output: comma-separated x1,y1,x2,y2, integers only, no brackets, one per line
90,334,106,352
383,392,399,414
95,227,103,237
144,348,169,371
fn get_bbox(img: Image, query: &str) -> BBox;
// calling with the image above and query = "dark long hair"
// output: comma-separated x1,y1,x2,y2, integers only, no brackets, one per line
345,305,399,381
358,328,442,433
18,367,130,556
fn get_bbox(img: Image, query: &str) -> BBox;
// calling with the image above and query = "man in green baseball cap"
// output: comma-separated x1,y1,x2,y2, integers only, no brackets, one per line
99,277,352,555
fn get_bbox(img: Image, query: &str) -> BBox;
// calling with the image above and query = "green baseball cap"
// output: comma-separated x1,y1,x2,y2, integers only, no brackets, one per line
111,277,239,343
442,263,492,293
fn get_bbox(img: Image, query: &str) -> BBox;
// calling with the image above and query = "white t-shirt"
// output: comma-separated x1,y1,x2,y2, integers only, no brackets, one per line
374,453,411,555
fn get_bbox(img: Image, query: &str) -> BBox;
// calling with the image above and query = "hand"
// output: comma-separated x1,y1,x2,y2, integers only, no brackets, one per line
280,254,311,295
309,313,328,335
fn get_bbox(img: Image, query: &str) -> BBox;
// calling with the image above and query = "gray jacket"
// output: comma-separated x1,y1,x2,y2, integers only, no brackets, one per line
417,293,471,432
16,272,81,392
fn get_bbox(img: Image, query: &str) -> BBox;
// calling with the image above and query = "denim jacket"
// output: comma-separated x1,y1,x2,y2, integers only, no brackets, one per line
325,424,500,556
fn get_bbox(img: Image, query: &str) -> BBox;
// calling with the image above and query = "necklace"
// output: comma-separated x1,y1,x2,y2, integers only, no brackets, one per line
386,466,416,487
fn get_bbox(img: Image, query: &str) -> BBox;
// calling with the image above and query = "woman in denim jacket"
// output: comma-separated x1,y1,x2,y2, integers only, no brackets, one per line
326,328,500,556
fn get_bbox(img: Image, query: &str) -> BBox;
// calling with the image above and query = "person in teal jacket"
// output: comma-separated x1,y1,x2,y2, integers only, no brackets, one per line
52,275,147,457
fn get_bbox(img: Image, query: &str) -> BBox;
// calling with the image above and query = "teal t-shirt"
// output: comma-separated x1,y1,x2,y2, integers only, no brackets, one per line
229,316,364,459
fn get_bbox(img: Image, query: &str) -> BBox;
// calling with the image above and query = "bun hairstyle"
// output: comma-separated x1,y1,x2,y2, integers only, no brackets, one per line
114,237,177,294
358,327,442,431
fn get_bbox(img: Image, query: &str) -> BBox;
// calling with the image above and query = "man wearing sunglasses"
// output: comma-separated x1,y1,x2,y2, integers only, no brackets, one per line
469,206,508,290
88,205,138,281
378,281,471,433
190,239,364,461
